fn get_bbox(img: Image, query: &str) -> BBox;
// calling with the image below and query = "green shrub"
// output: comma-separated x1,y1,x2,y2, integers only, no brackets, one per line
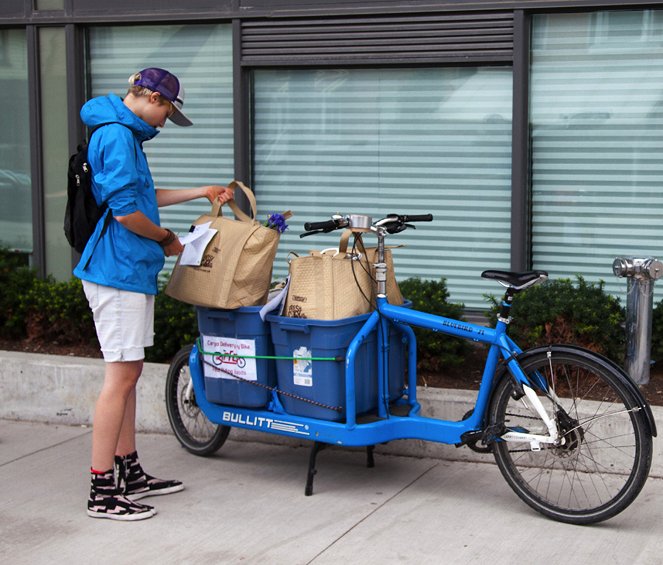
0,248,95,343
17,274,197,361
486,276,625,363
398,277,467,372
20,276,97,345
0,248,37,339
0,248,196,362
1,245,630,371
145,291,198,363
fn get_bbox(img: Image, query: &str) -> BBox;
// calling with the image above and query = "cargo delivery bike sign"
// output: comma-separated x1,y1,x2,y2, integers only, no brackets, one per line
201,334,257,381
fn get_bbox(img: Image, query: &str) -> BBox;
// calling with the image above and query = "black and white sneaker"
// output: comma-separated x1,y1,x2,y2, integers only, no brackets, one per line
87,469,155,521
115,451,184,501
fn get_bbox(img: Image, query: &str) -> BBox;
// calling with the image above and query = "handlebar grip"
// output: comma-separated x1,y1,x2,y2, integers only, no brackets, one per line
403,214,433,222
304,219,338,231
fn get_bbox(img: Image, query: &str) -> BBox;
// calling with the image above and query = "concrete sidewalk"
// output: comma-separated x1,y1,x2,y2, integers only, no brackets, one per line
1,419,662,565
2,350,663,475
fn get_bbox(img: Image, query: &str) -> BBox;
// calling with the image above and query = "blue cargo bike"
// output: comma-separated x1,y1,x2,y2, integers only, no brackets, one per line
165,212,656,525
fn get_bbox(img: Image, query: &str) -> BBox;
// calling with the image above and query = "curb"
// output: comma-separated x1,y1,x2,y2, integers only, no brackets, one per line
1,350,660,475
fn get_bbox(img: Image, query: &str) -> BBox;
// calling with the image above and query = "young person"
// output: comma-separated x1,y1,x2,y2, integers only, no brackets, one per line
75,67,234,521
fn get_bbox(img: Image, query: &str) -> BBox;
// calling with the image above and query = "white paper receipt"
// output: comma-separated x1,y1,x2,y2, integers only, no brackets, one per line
293,346,313,387
179,222,218,266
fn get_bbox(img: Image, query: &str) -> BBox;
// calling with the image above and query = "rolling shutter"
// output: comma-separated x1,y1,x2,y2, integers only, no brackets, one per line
241,12,514,66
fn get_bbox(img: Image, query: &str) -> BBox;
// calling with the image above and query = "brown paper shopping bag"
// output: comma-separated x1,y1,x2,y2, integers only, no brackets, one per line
165,180,283,309
282,227,405,320
283,232,374,320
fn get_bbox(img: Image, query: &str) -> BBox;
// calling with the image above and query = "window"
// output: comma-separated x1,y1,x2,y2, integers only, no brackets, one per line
88,23,233,273
590,10,663,45
531,11,663,300
0,29,31,252
40,27,69,280
253,67,513,309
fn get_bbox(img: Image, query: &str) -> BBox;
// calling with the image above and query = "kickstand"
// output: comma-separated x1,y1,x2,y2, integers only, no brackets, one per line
305,441,326,496
366,445,375,468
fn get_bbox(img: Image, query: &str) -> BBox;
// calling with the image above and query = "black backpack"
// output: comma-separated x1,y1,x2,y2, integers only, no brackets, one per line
64,122,124,254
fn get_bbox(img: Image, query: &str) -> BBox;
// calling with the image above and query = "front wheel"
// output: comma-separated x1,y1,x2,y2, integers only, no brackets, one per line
489,347,653,524
165,345,230,456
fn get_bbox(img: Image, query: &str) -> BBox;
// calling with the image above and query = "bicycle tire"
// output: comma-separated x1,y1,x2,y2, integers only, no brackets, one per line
489,346,653,524
165,345,230,456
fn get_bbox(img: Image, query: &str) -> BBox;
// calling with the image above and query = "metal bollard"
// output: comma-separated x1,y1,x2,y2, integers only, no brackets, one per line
612,257,663,385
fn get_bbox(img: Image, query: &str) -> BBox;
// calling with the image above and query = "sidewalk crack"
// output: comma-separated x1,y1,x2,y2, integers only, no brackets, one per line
0,428,92,467
306,461,440,564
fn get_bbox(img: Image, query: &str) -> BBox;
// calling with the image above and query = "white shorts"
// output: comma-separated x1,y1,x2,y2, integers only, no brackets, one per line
82,281,154,362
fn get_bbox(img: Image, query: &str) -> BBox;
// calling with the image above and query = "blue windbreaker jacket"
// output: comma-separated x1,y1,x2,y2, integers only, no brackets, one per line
73,93,164,295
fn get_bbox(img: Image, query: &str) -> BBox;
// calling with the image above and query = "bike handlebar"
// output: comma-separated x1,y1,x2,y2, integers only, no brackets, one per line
402,214,433,223
303,218,347,232
301,213,433,238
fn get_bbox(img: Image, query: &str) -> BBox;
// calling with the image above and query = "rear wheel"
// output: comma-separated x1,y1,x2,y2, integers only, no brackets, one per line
165,345,230,456
489,348,652,524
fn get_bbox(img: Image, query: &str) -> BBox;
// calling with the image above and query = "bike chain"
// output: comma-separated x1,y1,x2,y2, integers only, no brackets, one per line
201,357,343,413
504,412,540,421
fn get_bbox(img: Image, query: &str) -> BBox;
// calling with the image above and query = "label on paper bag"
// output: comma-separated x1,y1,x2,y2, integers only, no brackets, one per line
202,334,257,381
293,346,313,387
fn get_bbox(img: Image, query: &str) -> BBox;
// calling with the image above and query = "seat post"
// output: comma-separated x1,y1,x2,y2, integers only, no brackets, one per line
498,288,515,324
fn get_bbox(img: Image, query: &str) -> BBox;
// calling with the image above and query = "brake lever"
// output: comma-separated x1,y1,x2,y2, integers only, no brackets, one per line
386,223,415,234
300,226,339,238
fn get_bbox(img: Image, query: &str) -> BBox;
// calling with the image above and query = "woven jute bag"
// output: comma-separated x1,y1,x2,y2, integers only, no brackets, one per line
284,233,373,320
165,180,281,309
283,230,402,320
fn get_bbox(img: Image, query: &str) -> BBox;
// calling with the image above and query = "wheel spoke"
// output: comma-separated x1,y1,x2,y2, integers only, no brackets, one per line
165,345,229,456
491,348,652,524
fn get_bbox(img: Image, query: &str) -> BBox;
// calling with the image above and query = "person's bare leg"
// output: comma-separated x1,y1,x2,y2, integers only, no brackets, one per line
91,360,142,472
87,360,154,519
116,363,143,457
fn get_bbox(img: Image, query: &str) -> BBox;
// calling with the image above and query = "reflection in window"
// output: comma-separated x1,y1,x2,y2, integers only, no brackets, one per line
531,10,663,301
0,29,32,252
88,24,234,275
254,67,513,308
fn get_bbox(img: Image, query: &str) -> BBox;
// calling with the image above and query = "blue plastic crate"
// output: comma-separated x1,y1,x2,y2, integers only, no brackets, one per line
267,304,410,422
197,306,276,408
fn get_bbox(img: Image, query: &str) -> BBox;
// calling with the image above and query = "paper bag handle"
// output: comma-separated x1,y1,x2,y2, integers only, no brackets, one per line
309,230,365,259
338,229,403,255
339,229,368,255
210,180,258,223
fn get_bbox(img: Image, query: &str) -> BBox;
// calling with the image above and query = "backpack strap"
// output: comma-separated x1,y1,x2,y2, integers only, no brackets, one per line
81,208,112,270
81,122,136,270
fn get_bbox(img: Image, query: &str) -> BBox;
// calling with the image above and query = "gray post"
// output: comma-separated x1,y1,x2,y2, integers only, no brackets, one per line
612,257,663,385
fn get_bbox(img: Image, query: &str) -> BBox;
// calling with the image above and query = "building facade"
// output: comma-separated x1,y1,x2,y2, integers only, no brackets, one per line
2,0,663,309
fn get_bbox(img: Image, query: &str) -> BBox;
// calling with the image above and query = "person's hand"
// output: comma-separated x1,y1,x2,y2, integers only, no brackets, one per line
163,238,184,257
158,228,184,257
204,185,234,205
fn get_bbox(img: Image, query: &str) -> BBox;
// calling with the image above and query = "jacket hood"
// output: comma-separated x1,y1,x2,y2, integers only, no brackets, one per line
80,93,159,143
